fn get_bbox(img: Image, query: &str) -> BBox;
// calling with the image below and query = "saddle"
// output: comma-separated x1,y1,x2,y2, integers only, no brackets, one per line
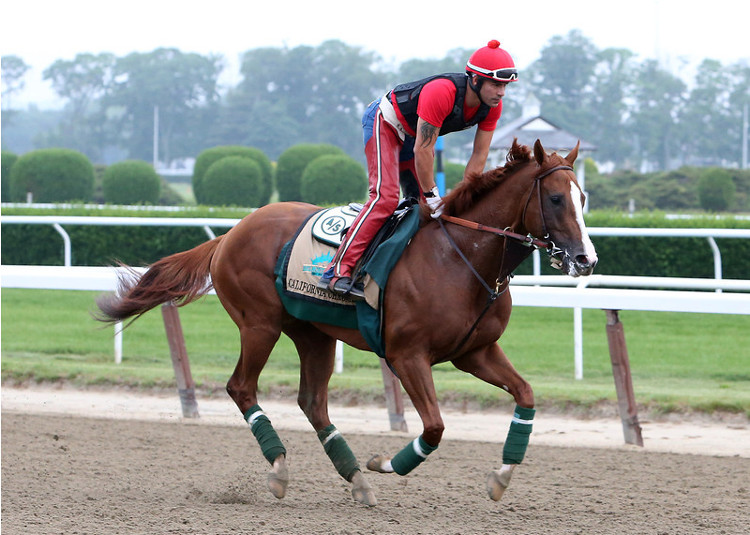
274,199,420,357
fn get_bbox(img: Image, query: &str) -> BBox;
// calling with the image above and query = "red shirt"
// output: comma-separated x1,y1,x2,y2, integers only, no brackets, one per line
395,78,502,137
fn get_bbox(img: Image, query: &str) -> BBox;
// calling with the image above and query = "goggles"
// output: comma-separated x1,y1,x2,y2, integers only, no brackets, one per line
467,62,518,82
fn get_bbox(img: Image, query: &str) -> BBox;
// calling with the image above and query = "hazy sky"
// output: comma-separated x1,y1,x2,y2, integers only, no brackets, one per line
2,0,749,108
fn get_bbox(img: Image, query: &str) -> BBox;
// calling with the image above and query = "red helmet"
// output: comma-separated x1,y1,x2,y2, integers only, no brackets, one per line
466,40,518,83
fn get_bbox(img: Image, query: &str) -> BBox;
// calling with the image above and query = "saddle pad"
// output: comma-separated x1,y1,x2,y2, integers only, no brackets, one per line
311,204,362,247
274,211,379,331
274,205,420,357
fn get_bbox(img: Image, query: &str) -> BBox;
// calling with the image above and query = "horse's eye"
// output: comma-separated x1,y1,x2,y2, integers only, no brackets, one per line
549,195,563,206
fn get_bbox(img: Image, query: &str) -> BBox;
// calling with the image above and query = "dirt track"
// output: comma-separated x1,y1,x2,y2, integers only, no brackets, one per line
2,391,749,535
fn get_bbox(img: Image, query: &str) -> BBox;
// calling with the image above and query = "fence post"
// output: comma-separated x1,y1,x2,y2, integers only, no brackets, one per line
161,302,200,418
605,309,643,446
379,360,408,432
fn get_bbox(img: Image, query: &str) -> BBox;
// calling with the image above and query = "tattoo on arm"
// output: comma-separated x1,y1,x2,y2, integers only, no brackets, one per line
418,123,438,148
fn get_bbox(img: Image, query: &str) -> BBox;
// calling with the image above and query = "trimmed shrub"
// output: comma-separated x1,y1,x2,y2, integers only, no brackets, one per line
102,160,161,205
200,156,263,207
193,146,272,206
300,155,367,205
698,168,735,212
1,150,18,201
276,143,346,202
9,148,94,202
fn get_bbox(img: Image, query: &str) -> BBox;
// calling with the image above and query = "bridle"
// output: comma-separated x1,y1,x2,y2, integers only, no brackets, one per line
439,164,574,260
437,164,575,359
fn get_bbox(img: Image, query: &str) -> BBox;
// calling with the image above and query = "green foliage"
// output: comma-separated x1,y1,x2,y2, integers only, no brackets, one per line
1,149,18,200
442,161,464,192
276,143,346,202
3,290,749,415
8,148,94,202
105,48,223,163
586,165,750,213
192,145,272,206
697,168,736,212
102,160,161,204
200,156,263,207
300,154,367,205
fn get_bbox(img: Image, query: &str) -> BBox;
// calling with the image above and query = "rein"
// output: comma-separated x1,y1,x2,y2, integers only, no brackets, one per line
438,164,574,359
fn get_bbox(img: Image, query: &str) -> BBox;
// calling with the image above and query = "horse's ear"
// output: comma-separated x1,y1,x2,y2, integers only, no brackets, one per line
533,139,546,166
565,141,581,165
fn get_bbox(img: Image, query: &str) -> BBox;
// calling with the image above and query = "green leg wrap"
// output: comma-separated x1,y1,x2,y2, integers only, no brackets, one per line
502,405,535,464
244,405,286,465
317,425,360,482
391,435,438,475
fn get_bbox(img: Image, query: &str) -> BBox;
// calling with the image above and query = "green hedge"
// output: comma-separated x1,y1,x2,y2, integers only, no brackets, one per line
275,143,346,202
1,209,748,279
8,148,94,203
300,154,367,205
200,157,263,207
1,150,18,201
102,160,161,204
192,146,272,206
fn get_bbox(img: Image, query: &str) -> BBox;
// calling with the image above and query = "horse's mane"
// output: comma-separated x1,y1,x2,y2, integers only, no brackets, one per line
442,141,533,216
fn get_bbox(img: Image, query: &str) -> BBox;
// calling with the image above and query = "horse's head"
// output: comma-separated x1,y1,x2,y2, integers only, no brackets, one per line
521,139,598,277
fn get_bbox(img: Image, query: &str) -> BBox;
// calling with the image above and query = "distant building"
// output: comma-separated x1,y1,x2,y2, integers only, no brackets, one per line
486,94,597,208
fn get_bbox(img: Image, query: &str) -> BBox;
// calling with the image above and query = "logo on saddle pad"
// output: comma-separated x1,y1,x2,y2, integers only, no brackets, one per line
310,204,362,247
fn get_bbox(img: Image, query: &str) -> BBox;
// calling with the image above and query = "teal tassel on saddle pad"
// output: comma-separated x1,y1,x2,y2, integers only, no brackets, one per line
244,405,286,465
502,405,535,464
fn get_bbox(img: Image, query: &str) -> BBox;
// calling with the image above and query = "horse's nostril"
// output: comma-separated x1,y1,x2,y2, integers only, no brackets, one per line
575,255,591,267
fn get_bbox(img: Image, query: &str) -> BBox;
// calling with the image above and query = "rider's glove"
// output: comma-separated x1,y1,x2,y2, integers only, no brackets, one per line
424,186,443,219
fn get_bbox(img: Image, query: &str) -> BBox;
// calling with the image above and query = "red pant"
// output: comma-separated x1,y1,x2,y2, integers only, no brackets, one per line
331,108,412,278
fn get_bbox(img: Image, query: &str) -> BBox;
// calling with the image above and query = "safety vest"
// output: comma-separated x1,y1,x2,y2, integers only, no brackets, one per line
390,73,490,136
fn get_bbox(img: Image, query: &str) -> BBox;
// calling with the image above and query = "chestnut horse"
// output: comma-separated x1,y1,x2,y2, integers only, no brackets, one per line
96,139,597,507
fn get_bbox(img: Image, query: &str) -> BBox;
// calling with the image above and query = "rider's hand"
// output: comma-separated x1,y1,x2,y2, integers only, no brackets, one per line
424,187,443,219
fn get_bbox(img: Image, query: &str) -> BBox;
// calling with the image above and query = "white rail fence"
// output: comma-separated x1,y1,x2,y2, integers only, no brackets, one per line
3,215,749,367
2,216,749,444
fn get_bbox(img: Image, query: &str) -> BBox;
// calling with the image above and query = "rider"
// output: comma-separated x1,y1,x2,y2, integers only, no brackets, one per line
319,40,518,299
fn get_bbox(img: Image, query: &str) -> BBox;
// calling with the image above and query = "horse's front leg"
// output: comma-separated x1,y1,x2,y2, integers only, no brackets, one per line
366,355,444,476
451,342,535,501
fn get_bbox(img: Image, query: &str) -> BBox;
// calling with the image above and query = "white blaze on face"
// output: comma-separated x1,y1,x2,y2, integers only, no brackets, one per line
570,183,598,264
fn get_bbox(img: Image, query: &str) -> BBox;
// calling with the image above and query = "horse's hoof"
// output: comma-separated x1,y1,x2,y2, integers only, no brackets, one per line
350,470,378,506
267,455,289,499
486,464,516,501
366,454,390,473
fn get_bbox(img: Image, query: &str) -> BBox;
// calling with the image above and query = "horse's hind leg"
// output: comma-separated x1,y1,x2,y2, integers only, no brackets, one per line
226,325,289,499
287,324,377,506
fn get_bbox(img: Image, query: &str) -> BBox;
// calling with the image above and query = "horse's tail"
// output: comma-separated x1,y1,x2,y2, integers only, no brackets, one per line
95,236,224,326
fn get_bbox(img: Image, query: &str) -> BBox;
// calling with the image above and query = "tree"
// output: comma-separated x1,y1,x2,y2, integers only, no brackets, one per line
217,41,386,160
626,60,687,169
1,55,30,103
679,59,735,165
589,48,637,165
41,53,116,160
1,55,30,133
104,48,223,163
526,31,599,142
